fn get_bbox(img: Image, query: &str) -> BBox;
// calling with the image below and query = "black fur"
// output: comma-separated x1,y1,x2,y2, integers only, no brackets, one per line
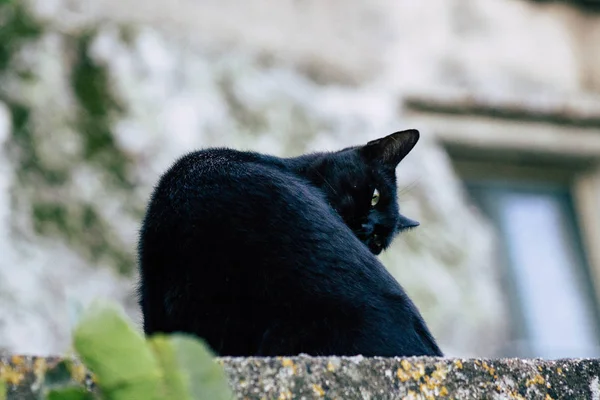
138,129,443,357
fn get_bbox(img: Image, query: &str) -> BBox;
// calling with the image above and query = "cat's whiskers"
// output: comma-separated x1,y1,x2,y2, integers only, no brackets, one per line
397,180,419,197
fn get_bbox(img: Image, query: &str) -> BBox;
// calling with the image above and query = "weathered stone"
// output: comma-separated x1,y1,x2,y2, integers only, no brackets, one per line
2,355,600,399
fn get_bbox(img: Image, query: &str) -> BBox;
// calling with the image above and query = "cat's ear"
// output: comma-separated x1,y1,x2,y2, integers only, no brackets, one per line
360,129,420,168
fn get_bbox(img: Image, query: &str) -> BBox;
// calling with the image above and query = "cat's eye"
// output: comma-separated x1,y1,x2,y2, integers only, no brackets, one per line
371,188,380,207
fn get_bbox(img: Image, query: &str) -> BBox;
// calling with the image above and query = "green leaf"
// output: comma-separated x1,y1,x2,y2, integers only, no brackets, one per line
148,334,233,400
147,335,191,400
73,300,161,400
0,379,6,400
46,387,94,400
170,334,233,400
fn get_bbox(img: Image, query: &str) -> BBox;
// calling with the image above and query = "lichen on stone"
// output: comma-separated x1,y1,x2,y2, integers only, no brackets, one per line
3,355,600,399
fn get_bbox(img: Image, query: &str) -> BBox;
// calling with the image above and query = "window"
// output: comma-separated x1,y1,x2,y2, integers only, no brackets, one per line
466,177,600,358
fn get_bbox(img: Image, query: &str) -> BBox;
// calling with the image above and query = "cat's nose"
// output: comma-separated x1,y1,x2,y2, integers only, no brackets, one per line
361,223,374,235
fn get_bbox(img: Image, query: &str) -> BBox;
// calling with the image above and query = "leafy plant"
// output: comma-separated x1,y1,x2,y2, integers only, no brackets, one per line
30,300,232,400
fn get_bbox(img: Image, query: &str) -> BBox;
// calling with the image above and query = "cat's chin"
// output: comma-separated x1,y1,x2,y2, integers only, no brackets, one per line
367,241,383,255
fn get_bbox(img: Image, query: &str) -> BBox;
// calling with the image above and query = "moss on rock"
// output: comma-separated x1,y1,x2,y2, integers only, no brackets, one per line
0,1,138,274
2,355,600,399
70,29,132,189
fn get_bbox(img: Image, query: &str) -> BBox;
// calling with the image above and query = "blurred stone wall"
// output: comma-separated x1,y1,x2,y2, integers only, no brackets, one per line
0,0,599,357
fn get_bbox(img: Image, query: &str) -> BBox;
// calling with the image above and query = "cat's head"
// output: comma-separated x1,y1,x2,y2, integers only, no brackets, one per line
301,129,420,255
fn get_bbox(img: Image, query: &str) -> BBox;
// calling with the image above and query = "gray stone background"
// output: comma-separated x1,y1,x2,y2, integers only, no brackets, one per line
0,0,599,358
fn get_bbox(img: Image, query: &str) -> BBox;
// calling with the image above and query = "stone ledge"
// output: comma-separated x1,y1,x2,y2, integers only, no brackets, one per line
2,355,600,399
404,90,600,128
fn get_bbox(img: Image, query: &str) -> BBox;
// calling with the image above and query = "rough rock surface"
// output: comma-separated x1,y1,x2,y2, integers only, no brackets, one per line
2,355,600,399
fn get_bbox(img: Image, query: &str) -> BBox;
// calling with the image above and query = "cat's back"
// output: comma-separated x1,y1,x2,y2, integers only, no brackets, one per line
140,146,350,285
145,147,296,220
155,147,284,191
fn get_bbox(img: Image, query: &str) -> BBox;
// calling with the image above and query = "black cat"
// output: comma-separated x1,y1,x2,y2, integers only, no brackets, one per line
138,129,443,357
